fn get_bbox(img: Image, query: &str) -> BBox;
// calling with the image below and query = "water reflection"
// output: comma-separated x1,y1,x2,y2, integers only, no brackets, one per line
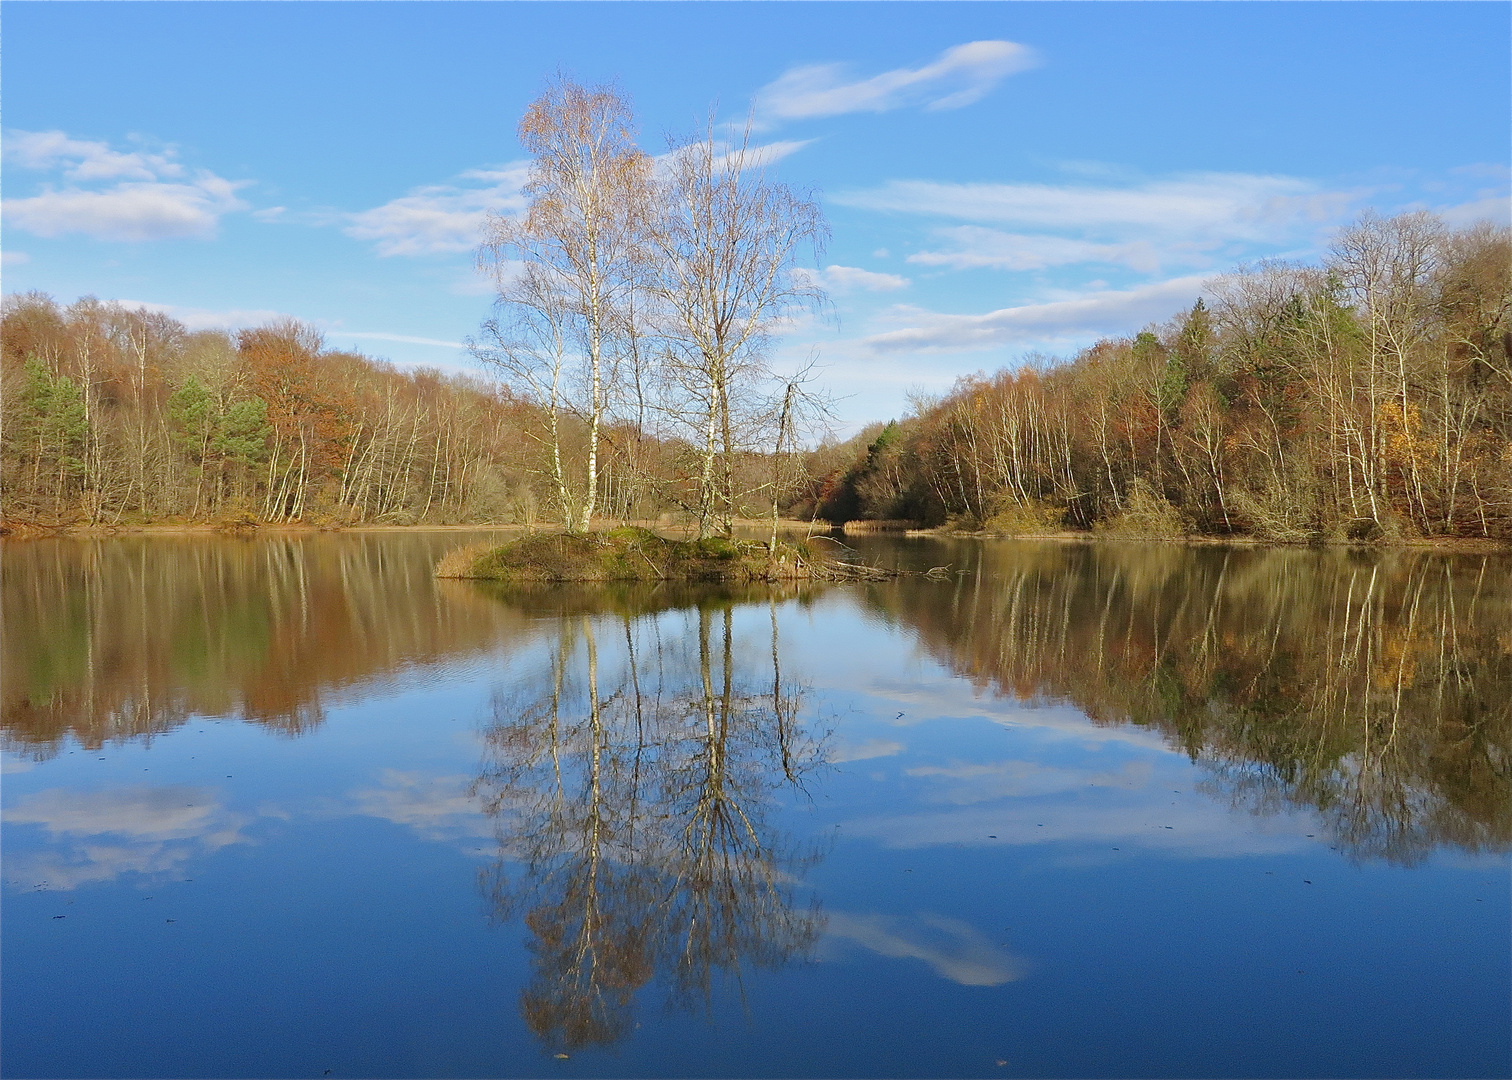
5,536,1506,871
3,536,1506,1078
863,542,1511,865
4,785,253,890
473,593,826,1050
2,535,526,756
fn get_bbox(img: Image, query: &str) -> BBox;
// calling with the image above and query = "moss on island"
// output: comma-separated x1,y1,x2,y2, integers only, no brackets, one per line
436,527,836,583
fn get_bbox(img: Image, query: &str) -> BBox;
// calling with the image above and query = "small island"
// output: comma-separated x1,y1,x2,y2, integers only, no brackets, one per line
436,527,896,583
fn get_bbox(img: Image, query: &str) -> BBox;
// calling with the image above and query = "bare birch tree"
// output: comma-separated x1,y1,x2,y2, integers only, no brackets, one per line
478,76,652,532
651,124,828,538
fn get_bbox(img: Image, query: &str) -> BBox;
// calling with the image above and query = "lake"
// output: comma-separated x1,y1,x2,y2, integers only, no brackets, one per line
3,533,1508,1079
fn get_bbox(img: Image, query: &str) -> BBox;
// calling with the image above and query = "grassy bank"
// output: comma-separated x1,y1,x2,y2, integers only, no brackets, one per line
436,528,832,583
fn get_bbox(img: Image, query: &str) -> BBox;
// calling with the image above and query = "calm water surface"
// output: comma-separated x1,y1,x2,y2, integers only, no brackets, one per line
3,534,1508,1079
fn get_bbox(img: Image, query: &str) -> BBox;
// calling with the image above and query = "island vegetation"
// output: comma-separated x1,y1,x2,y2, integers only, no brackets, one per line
435,528,828,584
2,79,1507,545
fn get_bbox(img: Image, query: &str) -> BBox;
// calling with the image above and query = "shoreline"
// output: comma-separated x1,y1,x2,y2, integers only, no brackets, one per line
0,517,828,540
1,518,1505,552
900,526,1510,553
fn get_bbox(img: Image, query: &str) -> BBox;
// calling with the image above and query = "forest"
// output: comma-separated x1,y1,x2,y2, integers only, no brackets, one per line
2,80,1508,542
810,212,1512,541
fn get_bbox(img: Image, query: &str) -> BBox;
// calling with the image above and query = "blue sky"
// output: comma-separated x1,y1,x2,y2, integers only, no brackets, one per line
3,1,1508,431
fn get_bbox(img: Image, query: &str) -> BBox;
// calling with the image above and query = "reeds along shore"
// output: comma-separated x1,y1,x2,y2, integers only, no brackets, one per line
840,519,916,534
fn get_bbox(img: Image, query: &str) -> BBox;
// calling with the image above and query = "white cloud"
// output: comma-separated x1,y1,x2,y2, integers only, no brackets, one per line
709,139,817,170
825,911,1029,986
861,275,1208,354
654,138,817,180
839,797,1311,858
906,758,1153,804
93,300,465,355
744,139,816,164
3,129,183,183
828,738,906,764
799,264,910,294
2,250,30,267
757,40,1038,121
115,299,290,332
449,269,499,297
346,163,530,257
3,129,249,241
835,173,1352,241
909,227,1161,274
349,769,490,844
1437,193,1511,227
330,331,466,349
4,786,225,840
4,786,255,890
5,177,249,242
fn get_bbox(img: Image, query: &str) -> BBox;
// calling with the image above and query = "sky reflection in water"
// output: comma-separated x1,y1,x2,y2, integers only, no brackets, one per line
3,534,1508,1079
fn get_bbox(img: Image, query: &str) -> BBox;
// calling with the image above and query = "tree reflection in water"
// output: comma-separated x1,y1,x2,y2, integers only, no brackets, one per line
864,542,1510,865
472,590,826,1051
2,534,527,756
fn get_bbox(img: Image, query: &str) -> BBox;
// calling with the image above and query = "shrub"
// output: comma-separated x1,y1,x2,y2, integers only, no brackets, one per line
982,497,1064,535
1095,479,1193,539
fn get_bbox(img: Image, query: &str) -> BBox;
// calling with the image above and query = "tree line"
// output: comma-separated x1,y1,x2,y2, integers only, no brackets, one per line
0,77,827,535
809,212,1511,541
3,76,1506,540
0,295,552,527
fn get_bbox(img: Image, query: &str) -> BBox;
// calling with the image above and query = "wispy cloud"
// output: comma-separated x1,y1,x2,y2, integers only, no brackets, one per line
2,129,250,241
798,264,910,294
115,299,290,332
1437,193,1511,227
825,911,1029,986
908,228,1161,274
3,786,255,890
709,139,817,170
653,138,817,181
757,41,1038,122
329,331,466,349
837,172,1356,242
906,758,1153,804
4,129,183,183
346,163,530,256
79,300,464,356
4,179,249,243
861,275,1209,354
349,770,490,844
828,738,906,764
839,797,1312,858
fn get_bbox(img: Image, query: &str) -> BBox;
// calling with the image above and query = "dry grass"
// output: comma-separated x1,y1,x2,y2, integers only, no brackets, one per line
435,528,907,583
435,542,497,579
1094,479,1193,540
840,519,919,534
981,498,1064,536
